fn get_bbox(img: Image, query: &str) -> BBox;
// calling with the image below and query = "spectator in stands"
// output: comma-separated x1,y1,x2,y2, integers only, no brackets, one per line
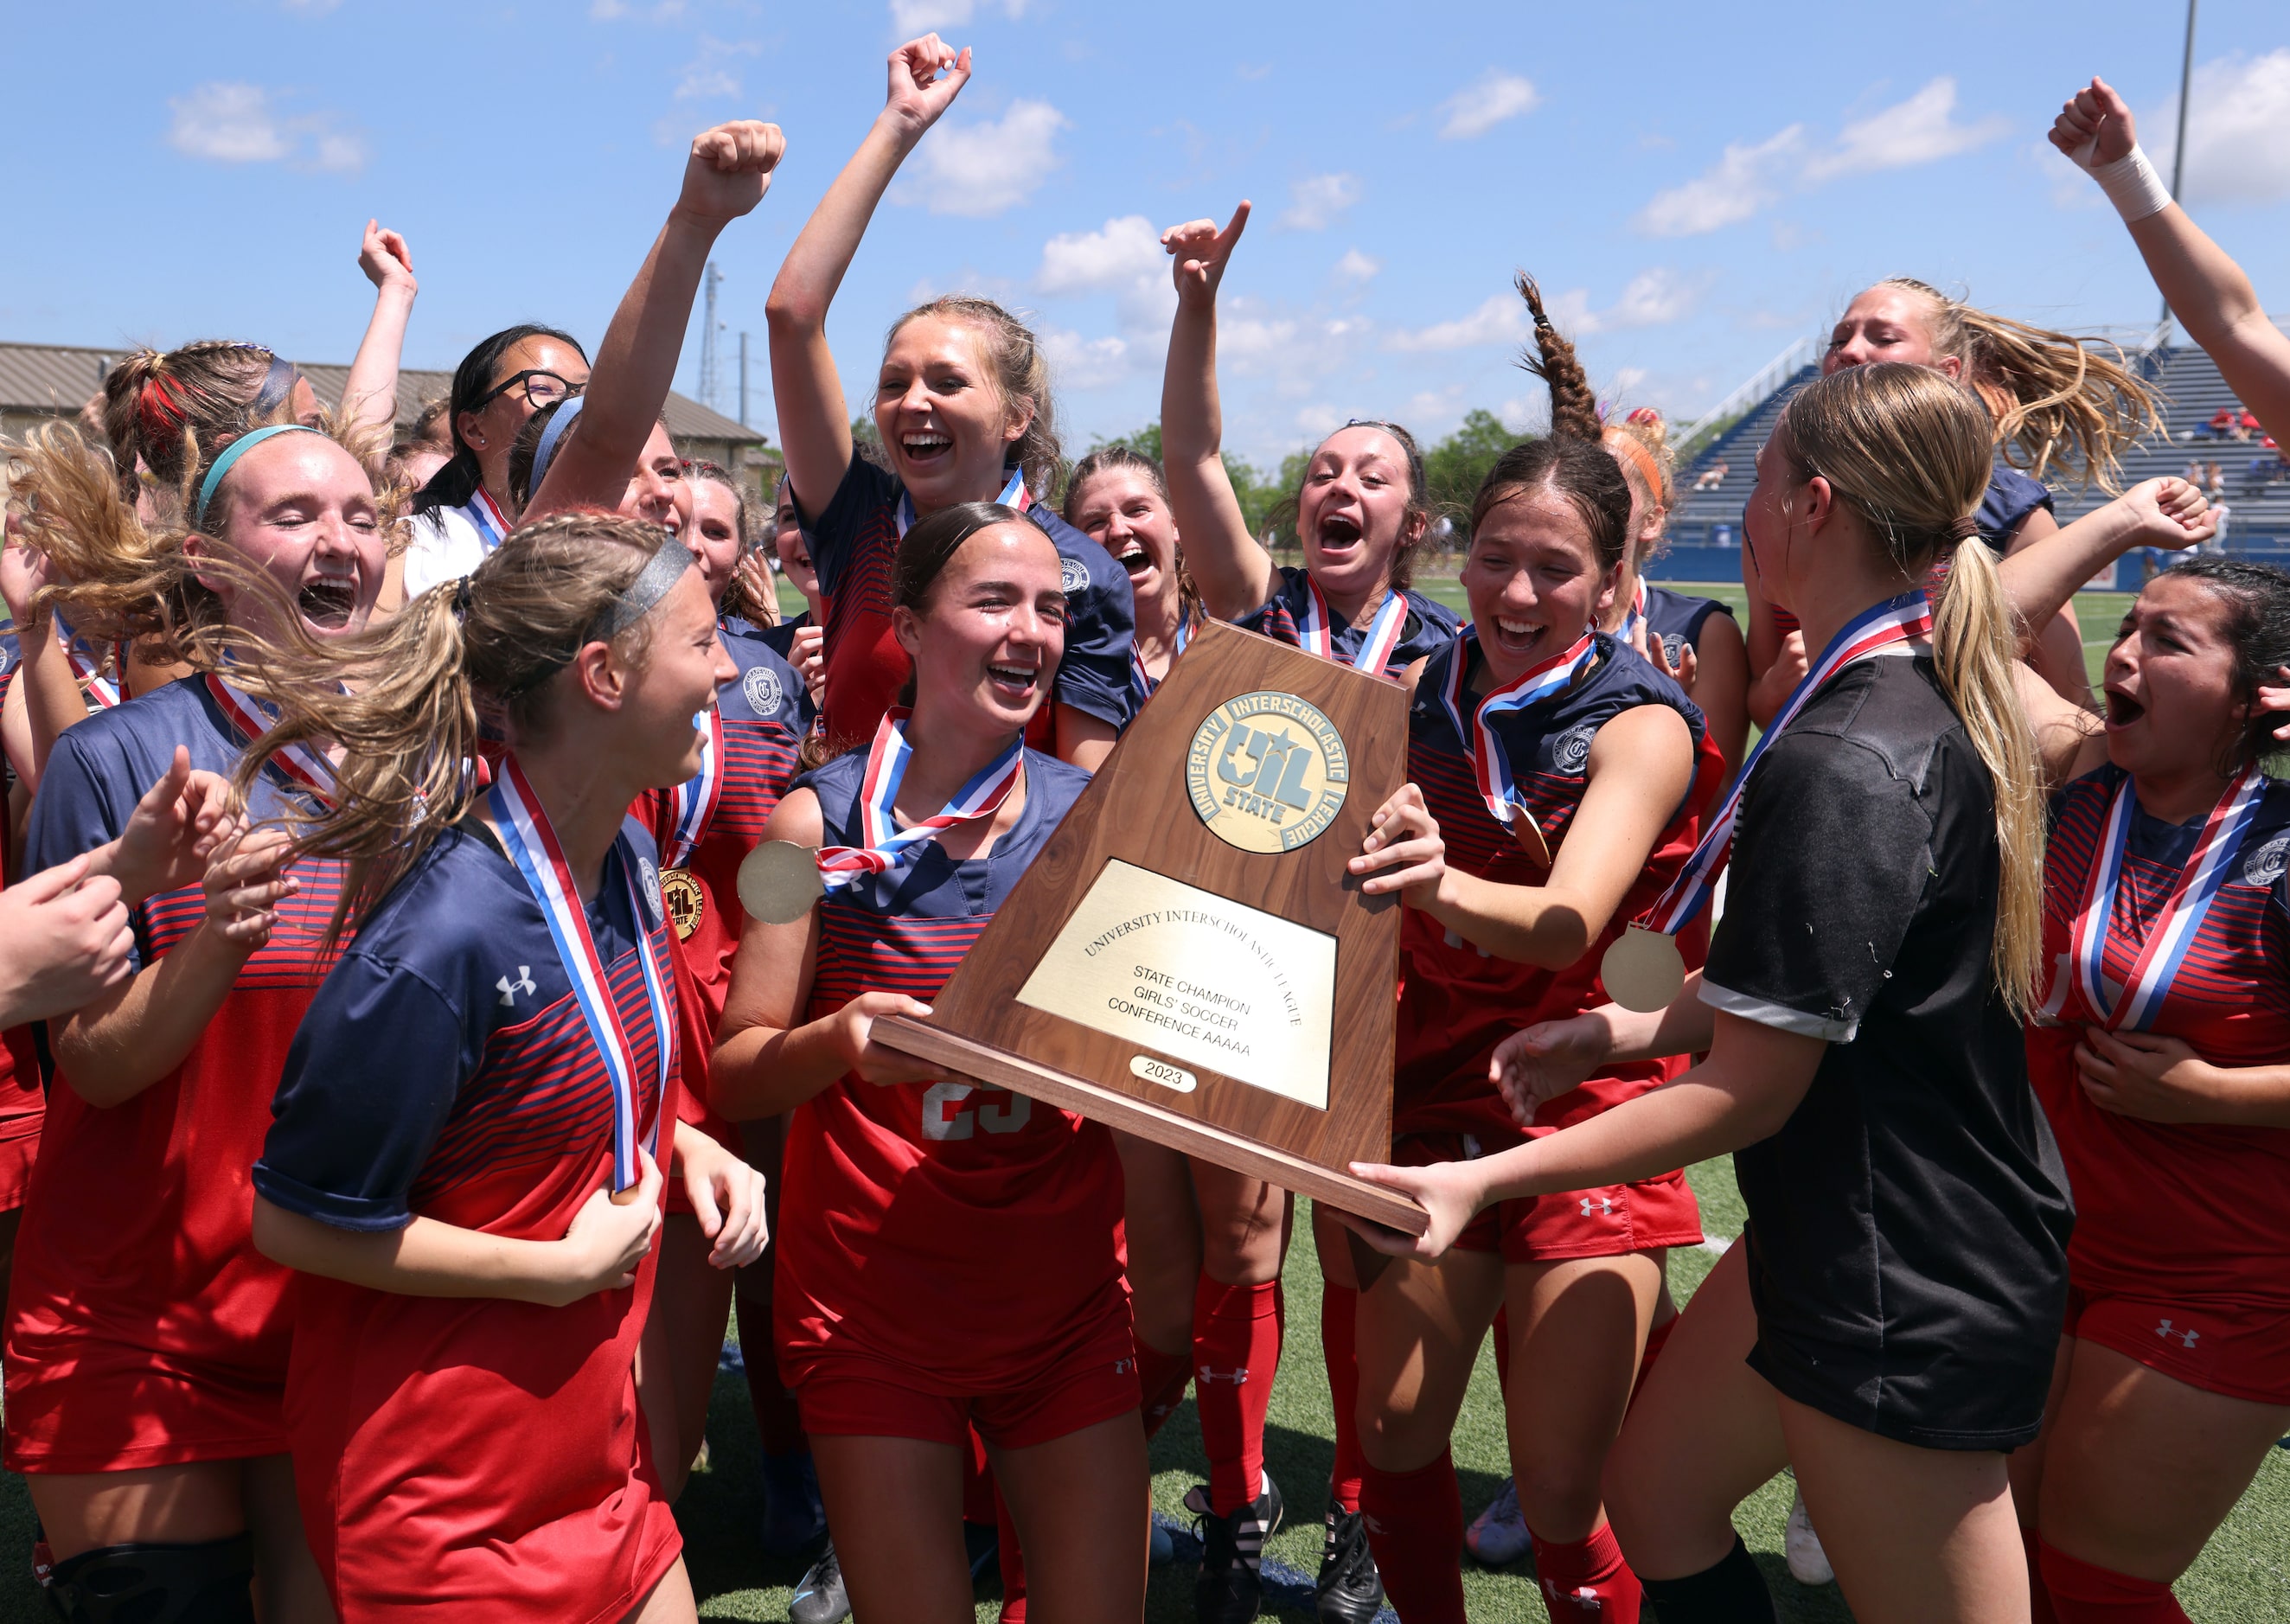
2238,411,2261,440
2201,406,2237,438
2206,459,2225,498
2205,500,2230,555
1691,458,1727,491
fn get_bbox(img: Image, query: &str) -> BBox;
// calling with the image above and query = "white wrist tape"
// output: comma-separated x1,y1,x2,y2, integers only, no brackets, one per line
2081,140,2173,223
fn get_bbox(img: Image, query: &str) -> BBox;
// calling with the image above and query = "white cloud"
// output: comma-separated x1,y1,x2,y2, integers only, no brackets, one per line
890,0,1028,30
1334,248,1381,283
676,68,741,101
898,99,1067,217
1041,327,1131,390
1039,215,1160,293
165,81,364,173
1634,125,1803,237
2163,49,2290,206
1610,366,1650,397
1438,71,1539,140
1388,270,1706,352
1802,77,2009,182
1280,173,1360,231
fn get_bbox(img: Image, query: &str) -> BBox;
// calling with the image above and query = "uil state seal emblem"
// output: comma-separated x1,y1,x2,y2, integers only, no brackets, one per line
1186,690,1350,854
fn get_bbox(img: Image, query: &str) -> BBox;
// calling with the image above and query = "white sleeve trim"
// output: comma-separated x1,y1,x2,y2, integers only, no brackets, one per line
1699,979,1858,1043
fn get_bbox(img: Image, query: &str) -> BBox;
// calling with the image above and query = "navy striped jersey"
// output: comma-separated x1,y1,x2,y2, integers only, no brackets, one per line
1239,566,1458,680
1397,633,1722,1139
773,744,1129,1391
14,676,352,1398
2031,764,2290,1306
796,456,1137,748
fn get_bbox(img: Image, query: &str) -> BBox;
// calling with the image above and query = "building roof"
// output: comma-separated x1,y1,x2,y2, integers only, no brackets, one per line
0,340,766,446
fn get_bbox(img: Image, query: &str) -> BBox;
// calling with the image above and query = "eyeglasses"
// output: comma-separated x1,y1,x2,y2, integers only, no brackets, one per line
477,369,585,409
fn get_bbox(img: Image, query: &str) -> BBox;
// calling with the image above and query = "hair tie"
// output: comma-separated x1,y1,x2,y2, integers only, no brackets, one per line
194,424,327,527
451,579,475,622
1947,515,1982,543
251,355,304,421
138,374,187,441
528,396,585,496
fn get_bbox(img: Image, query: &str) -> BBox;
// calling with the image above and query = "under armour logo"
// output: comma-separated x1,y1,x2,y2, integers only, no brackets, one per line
1580,1195,1619,1218
2154,1318,2200,1349
1112,1357,1136,1376
1196,1366,1250,1385
497,966,536,1006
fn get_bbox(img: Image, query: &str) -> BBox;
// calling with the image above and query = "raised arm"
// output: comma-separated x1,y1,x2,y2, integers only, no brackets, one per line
767,35,973,515
1995,474,2212,643
1159,203,1278,620
529,119,784,521
2051,77,2290,442
339,221,418,449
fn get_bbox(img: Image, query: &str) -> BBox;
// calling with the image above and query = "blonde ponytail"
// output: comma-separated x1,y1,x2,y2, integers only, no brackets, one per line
1781,362,2046,1017
1929,537,2046,1017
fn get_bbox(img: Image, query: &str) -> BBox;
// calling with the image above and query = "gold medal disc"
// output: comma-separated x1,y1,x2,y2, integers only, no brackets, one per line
1601,925,1686,1013
659,867,703,940
737,840,826,924
1507,812,1552,871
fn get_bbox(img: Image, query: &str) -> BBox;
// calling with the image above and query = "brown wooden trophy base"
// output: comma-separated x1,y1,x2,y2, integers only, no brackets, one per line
875,620,1427,1235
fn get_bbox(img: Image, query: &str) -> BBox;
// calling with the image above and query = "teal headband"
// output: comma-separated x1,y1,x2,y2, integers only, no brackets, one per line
195,424,327,527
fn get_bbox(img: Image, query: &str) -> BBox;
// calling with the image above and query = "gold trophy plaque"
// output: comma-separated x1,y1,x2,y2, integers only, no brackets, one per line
875,619,1427,1233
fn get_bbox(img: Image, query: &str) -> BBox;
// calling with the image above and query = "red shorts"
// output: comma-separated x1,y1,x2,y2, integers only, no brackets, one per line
1396,1134,1702,1263
0,1123,39,1214
795,1333,1140,1452
2065,1284,2290,1407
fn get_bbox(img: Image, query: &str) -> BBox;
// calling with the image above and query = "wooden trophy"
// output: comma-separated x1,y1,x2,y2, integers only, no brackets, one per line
875,619,1428,1234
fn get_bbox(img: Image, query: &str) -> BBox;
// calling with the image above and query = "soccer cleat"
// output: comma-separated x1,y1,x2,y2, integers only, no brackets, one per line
789,1538,852,1624
758,1449,827,1557
1314,1507,1386,1624
1186,1473,1283,1623
1464,1475,1531,1567
1783,1487,1833,1586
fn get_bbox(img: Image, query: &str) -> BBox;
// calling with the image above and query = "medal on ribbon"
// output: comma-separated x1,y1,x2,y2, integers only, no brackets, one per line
1604,591,1934,1012
2065,768,2265,1031
738,707,1027,925
490,757,673,1195
1436,626,1600,867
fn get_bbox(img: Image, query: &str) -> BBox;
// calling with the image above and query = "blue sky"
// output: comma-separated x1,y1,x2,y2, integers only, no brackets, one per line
7,0,2288,468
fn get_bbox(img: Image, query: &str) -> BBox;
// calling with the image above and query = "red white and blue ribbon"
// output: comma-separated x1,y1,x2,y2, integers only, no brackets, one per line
1437,626,1599,833
489,757,672,1194
1132,613,1193,699
1301,577,1408,675
1618,578,1648,648
816,707,1025,891
896,464,1031,538
1638,590,1933,938
2068,767,2265,1031
54,616,118,709
662,709,723,869
204,672,336,799
464,488,511,550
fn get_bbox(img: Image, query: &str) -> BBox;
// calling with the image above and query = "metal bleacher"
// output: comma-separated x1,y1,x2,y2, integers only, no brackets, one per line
1656,329,2290,588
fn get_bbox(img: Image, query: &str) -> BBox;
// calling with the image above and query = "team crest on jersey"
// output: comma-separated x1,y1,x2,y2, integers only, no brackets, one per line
1549,723,1596,776
2243,830,2290,888
1660,632,1686,668
637,857,665,928
659,867,703,939
1187,689,1350,854
1060,555,1091,595
742,664,784,716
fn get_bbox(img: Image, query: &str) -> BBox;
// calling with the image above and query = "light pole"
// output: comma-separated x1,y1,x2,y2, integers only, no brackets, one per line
2161,0,2198,334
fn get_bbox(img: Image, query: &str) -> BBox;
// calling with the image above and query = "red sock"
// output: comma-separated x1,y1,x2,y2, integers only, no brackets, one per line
995,1482,1027,1624
1322,1282,1363,1513
1195,1276,1282,1513
2037,1538,2190,1623
733,1291,807,1456
2024,1524,2059,1624
1134,1339,1193,1439
1359,1452,1467,1624
1530,1524,1642,1622
1494,1305,1513,1394
1628,1314,1676,1410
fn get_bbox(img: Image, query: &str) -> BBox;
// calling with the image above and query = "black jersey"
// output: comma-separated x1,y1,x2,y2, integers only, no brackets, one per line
1702,652,2071,1450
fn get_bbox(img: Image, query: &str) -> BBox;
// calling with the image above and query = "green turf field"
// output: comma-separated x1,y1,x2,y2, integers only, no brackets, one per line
0,586,2276,1621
